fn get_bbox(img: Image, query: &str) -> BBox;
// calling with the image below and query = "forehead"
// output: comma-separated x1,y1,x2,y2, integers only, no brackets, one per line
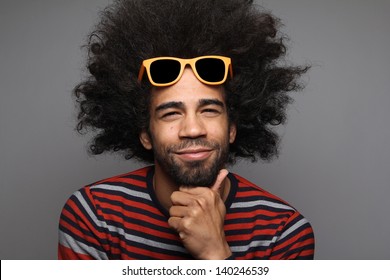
150,86,226,109
149,69,226,109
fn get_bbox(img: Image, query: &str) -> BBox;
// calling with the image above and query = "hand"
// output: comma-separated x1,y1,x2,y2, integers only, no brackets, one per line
168,169,232,259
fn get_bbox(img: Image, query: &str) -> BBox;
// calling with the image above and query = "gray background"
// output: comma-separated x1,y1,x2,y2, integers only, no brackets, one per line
1,0,389,259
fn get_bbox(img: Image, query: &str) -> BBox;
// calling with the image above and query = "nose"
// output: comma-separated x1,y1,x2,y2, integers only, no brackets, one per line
178,113,207,139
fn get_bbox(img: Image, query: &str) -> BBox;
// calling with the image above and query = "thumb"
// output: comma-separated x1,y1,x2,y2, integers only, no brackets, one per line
211,169,229,192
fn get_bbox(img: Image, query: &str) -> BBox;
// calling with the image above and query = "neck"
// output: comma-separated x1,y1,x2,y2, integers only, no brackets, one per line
153,164,179,210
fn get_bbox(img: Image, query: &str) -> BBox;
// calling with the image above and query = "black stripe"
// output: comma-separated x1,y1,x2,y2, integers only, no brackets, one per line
225,212,290,224
229,204,294,214
225,223,281,236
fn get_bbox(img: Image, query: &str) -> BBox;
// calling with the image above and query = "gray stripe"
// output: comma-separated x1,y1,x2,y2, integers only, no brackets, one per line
91,184,152,201
277,217,309,242
231,200,294,211
121,233,187,254
74,191,186,254
59,230,108,259
230,237,278,253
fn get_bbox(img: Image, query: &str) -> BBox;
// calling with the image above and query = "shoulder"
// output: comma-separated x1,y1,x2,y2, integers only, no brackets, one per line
228,173,315,259
229,172,314,238
63,166,153,210
230,172,297,213
89,166,151,188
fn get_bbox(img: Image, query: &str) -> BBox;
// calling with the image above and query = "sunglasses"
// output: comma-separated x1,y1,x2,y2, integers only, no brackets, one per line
138,55,233,87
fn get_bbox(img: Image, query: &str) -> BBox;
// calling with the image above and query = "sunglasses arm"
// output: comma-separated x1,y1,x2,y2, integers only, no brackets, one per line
137,64,146,83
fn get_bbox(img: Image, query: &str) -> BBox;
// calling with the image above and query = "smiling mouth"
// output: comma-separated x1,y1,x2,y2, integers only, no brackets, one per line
175,148,213,161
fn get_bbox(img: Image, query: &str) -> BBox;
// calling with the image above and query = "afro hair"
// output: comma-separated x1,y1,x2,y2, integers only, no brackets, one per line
74,0,309,163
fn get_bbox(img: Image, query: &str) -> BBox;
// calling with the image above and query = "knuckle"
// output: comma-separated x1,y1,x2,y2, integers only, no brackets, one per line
181,218,192,232
196,197,208,208
189,207,200,217
167,217,177,228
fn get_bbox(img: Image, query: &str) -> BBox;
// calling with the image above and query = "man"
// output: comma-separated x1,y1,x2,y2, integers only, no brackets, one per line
59,0,314,259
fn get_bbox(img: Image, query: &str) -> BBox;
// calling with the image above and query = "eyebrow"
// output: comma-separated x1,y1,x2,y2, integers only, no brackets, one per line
198,98,225,108
155,98,225,112
155,101,184,112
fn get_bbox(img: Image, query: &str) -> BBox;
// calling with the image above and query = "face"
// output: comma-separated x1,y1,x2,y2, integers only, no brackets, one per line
140,68,236,187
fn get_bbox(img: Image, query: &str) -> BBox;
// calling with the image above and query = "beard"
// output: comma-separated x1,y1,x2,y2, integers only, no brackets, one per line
153,138,230,187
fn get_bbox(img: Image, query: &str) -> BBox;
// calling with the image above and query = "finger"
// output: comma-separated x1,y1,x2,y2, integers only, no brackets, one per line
167,216,181,231
171,190,195,206
211,169,229,192
169,205,189,217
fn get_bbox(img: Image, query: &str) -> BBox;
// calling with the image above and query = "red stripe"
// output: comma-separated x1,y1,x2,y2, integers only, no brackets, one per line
58,244,95,260
271,236,315,259
236,190,265,198
118,242,186,260
93,191,163,217
226,209,291,221
97,177,147,188
96,200,169,228
225,216,288,231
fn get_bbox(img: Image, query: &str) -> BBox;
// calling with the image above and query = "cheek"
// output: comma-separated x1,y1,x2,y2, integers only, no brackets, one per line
210,121,229,138
152,125,178,146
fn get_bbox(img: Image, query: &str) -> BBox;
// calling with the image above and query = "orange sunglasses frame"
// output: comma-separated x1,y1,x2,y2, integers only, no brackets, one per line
137,55,233,86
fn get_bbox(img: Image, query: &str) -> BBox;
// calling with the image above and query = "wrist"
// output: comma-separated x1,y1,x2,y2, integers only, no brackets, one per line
201,242,232,260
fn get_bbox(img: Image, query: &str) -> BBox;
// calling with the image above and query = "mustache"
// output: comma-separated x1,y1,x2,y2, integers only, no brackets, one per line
167,139,220,153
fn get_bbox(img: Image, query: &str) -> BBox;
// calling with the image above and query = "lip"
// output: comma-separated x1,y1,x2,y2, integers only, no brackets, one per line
175,148,213,161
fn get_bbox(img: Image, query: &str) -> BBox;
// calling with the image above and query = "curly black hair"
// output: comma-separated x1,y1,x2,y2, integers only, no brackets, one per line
74,0,309,163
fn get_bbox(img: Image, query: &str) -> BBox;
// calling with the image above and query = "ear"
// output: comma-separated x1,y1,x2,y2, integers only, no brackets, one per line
139,129,153,150
229,123,237,144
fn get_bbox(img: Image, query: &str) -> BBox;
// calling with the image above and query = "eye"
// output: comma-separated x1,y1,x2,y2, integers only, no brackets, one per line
201,108,222,117
160,111,181,120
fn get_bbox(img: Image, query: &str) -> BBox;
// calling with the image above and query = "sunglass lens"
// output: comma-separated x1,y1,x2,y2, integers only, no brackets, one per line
195,58,225,83
150,59,181,84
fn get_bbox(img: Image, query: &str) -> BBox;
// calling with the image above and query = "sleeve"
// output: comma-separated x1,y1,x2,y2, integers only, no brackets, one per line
58,187,109,260
269,212,315,260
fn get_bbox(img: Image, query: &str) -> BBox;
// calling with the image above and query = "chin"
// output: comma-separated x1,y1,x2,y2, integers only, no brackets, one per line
169,159,221,187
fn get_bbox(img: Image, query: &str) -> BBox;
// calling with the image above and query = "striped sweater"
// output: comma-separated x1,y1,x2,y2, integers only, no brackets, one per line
58,166,314,259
